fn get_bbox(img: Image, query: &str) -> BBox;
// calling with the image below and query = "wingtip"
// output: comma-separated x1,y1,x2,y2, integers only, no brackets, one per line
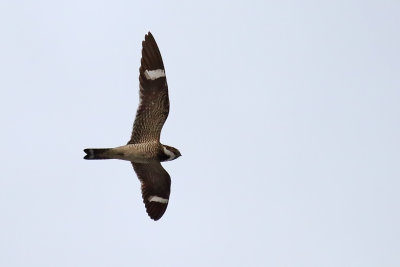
145,31,153,39
150,216,161,221
148,212,163,221
145,201,168,221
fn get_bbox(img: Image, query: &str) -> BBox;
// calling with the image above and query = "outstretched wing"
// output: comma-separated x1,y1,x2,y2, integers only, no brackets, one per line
128,32,169,144
131,162,171,220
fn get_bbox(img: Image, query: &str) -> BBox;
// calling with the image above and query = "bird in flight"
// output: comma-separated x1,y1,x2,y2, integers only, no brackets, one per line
83,32,181,221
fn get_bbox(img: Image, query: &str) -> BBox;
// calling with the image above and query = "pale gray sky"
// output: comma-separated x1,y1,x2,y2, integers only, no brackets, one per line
1,1,399,266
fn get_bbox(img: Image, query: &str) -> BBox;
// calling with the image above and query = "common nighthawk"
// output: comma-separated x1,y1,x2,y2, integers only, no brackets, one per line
83,32,181,221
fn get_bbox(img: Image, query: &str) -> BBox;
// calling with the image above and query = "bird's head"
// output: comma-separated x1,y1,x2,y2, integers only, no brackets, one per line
162,145,182,161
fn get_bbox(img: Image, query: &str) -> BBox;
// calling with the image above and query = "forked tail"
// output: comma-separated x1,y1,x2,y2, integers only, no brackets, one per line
83,148,112,160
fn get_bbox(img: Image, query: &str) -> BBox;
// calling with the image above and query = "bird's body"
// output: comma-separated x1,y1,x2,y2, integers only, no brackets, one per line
83,32,181,221
84,142,177,163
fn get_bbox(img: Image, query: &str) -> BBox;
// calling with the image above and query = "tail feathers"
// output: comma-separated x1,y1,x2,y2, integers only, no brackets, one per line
84,148,111,160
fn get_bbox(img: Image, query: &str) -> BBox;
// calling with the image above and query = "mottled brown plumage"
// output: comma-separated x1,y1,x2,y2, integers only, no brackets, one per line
132,162,171,221
83,32,181,221
129,33,169,144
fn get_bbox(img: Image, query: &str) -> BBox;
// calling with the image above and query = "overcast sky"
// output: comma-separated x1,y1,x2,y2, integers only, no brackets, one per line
1,1,399,266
